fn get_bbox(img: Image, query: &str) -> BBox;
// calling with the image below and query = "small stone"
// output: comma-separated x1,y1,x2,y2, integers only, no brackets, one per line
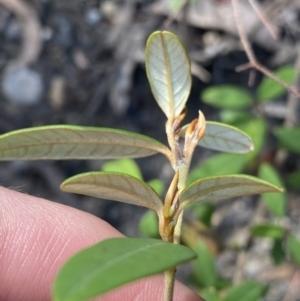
2,67,43,105
85,8,101,25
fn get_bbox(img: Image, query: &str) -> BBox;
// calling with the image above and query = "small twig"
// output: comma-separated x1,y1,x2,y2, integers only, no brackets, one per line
163,0,188,29
0,0,42,71
231,0,300,98
248,0,278,40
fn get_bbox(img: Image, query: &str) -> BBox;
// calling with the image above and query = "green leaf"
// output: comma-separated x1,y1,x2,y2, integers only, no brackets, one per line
180,175,283,207
192,242,218,288
199,121,254,153
187,153,247,185
139,210,159,238
251,224,286,239
52,238,196,301
223,281,268,301
0,125,172,161
199,288,222,301
286,171,300,190
274,126,300,155
61,172,163,213
287,235,300,268
102,158,142,180
235,118,267,162
220,110,252,125
271,239,285,265
201,85,252,110
191,203,215,227
180,121,254,153
145,31,191,118
147,178,165,196
257,66,296,101
258,163,286,217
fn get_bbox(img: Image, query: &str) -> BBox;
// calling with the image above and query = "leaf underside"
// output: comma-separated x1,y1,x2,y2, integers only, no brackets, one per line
0,125,172,161
180,175,283,206
181,121,254,153
61,172,163,212
52,238,196,301
145,31,191,118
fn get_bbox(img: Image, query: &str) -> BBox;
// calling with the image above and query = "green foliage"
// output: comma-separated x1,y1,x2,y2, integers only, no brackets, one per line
271,239,285,265
139,210,159,238
251,224,286,239
257,66,296,101
202,85,252,110
287,235,300,268
286,171,300,190
223,281,268,301
258,163,286,217
192,242,218,288
102,158,142,179
192,203,215,227
53,238,196,301
199,287,222,301
187,153,246,185
0,31,285,301
61,172,163,212
274,126,300,154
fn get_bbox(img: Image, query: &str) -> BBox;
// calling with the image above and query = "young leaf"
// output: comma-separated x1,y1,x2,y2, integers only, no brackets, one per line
258,163,286,217
192,242,218,288
198,121,254,153
0,125,172,161
286,171,300,190
274,126,300,155
180,175,283,207
201,85,252,110
199,288,222,301
145,31,191,119
223,281,268,301
139,210,159,238
235,117,267,162
257,66,296,101
187,153,247,185
102,158,142,179
271,238,285,265
220,110,252,125
61,172,163,212
52,238,196,301
147,178,165,196
251,224,286,239
287,235,300,268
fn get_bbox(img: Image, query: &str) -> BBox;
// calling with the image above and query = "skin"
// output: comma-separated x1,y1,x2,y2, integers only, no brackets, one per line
0,187,204,301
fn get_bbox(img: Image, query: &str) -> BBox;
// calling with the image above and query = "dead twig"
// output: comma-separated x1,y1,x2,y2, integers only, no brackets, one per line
231,0,300,98
248,0,278,40
0,0,42,71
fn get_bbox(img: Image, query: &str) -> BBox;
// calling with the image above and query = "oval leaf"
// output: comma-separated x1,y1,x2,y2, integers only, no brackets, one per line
257,66,296,101
287,235,300,268
258,163,286,217
180,175,283,206
53,238,197,301
192,242,218,288
201,85,252,110
224,281,268,301
187,153,247,185
181,122,254,153
251,224,286,239
102,158,143,180
145,31,191,118
61,172,163,212
0,125,172,161
274,126,300,155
